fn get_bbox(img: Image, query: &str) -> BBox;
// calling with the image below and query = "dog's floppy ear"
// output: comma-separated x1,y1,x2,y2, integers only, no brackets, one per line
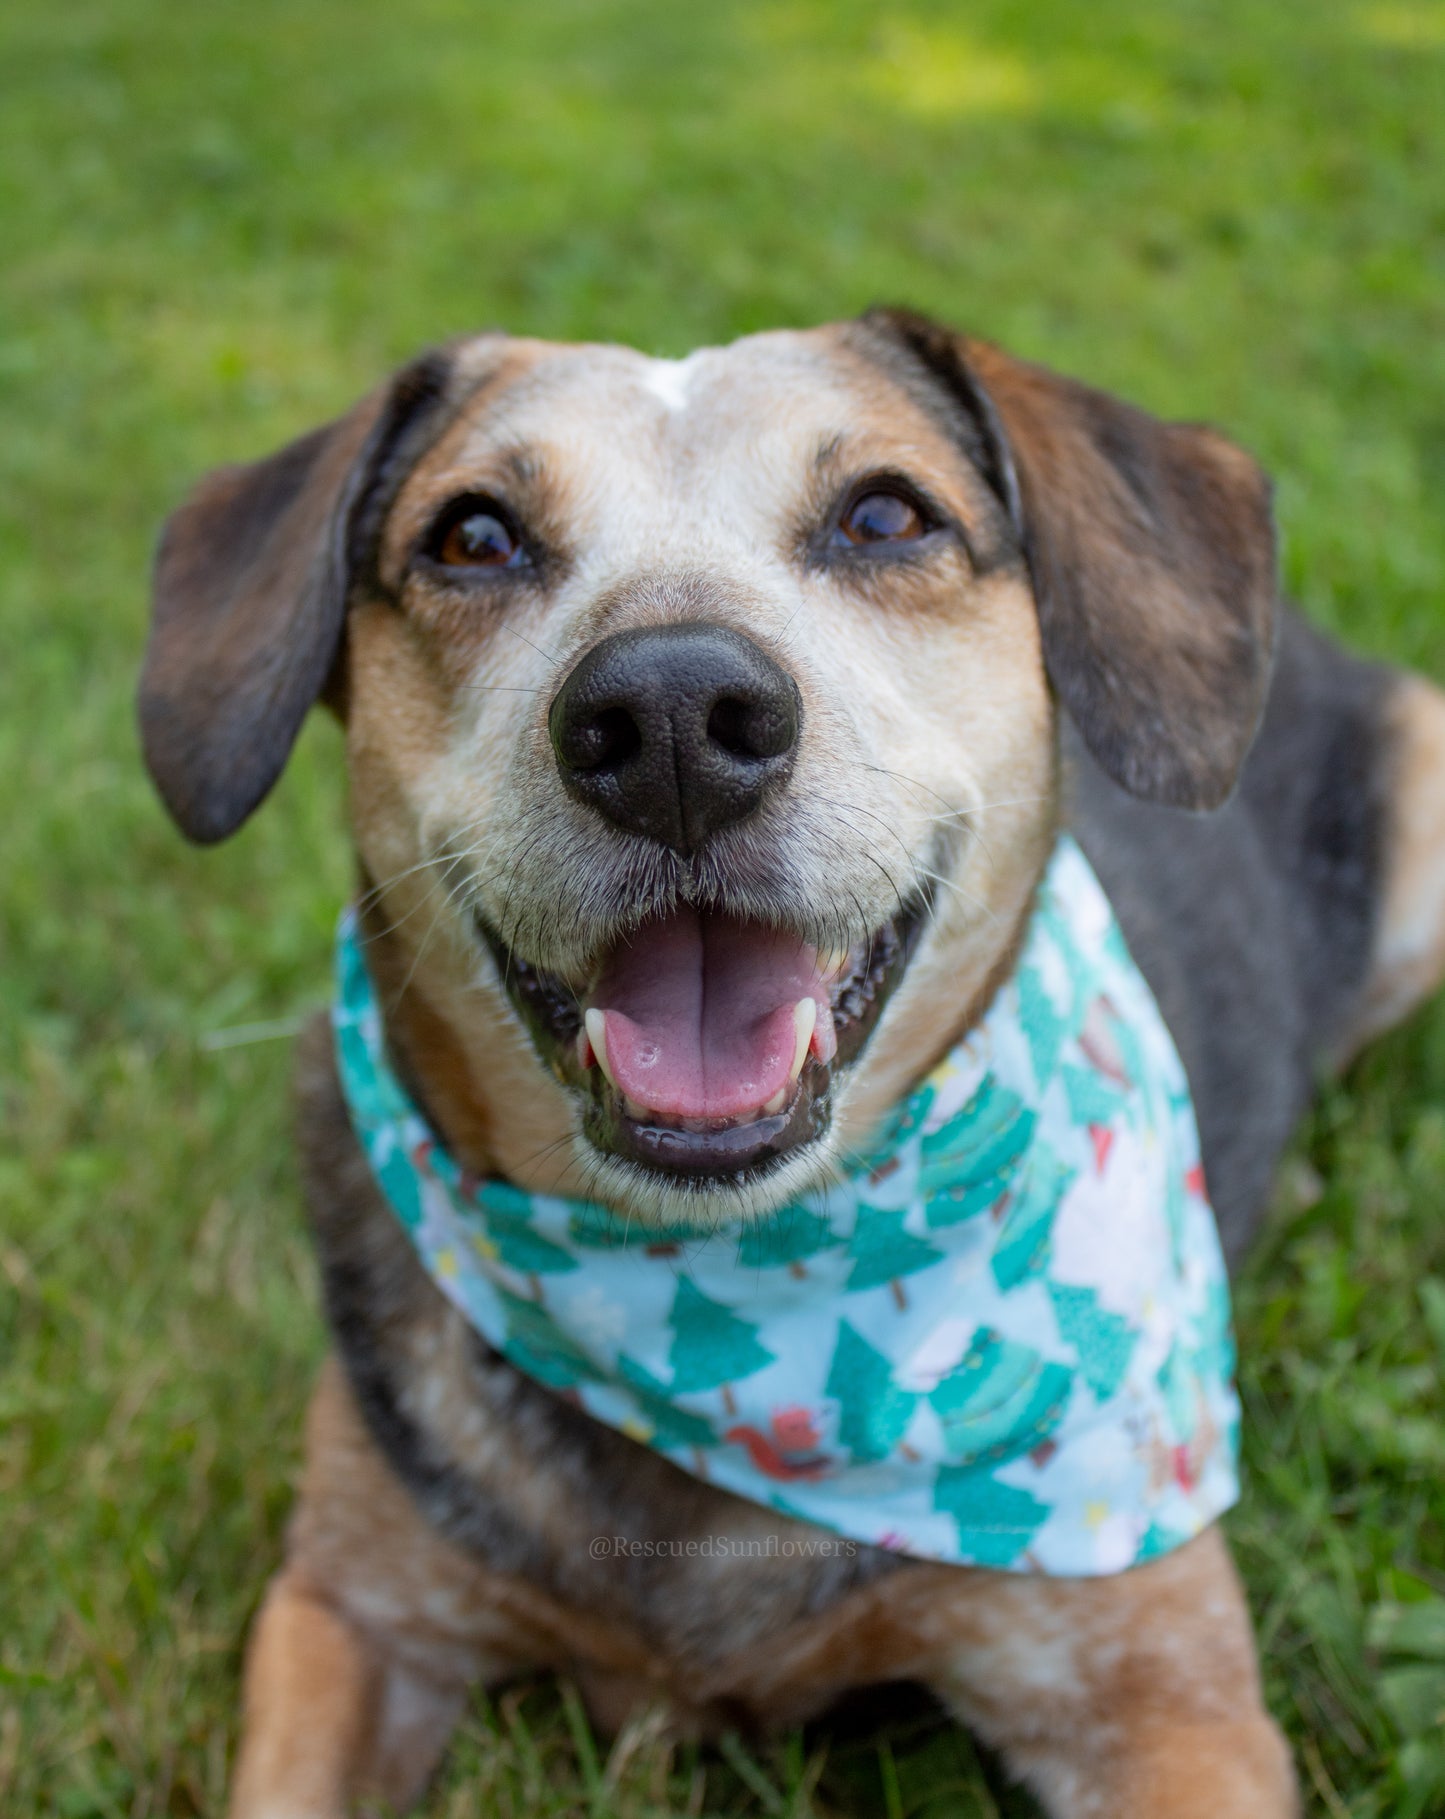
139,350,454,844
871,310,1278,811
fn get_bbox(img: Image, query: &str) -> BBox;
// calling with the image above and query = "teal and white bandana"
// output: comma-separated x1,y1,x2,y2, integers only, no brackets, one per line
333,837,1240,1576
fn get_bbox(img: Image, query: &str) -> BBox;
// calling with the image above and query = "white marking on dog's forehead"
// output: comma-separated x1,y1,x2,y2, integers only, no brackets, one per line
637,350,708,411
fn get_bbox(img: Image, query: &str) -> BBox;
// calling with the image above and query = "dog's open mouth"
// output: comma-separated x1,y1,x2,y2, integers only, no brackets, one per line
480,899,926,1186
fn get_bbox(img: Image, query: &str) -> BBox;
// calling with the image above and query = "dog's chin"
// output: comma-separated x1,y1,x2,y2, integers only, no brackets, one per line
564,1132,847,1229
475,893,927,1228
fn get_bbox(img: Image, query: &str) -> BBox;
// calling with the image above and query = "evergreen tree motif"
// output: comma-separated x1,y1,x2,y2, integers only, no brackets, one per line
1136,1516,1191,1564
824,1320,919,1462
1080,994,1147,1103
855,1081,937,1176
1016,962,1072,1088
666,1277,775,1394
932,1465,1051,1567
616,1355,718,1450
991,1143,1074,1293
1194,1272,1236,1388
735,1207,835,1274
919,1077,1036,1226
371,1140,425,1231
1048,1282,1135,1403
1059,1060,1125,1131
477,1191,578,1280
928,1327,1071,1466
496,1287,600,1391
1154,1341,1198,1442
844,1204,944,1308
567,1201,704,1252
1162,1145,1193,1264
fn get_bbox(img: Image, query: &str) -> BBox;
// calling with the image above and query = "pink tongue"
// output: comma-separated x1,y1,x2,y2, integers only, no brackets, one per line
586,910,832,1121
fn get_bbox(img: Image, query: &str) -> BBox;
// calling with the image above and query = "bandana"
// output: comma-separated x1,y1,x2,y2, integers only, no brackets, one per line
333,838,1239,1575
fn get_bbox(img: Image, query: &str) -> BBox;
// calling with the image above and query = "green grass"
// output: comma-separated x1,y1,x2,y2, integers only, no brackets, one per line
2,0,1444,1812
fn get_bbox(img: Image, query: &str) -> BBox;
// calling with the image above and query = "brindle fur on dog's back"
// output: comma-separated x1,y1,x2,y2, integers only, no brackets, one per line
139,312,1445,1818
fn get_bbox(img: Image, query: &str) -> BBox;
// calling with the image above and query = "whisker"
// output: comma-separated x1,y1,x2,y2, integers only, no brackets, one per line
499,624,565,668
911,865,1000,926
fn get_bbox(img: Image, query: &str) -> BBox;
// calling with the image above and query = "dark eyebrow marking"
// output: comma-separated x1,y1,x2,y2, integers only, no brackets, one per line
813,432,846,471
502,446,544,488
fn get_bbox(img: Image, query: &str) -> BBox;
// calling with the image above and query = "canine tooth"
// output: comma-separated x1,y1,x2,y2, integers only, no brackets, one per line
584,1009,616,1089
763,1087,789,1116
790,998,817,1083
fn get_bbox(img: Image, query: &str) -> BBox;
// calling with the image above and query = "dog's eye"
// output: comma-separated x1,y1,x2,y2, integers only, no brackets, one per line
836,489,927,547
431,501,529,569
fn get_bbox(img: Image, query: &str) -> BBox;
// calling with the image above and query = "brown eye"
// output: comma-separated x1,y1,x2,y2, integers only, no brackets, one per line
837,490,927,546
434,504,527,568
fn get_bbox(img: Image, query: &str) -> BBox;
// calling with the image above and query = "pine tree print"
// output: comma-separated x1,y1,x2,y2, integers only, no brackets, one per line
991,1142,1073,1293
1048,1283,1135,1402
496,1288,601,1391
567,1201,703,1252
616,1356,718,1450
932,1466,1051,1567
1082,994,1147,1104
1059,1059,1126,1131
478,1187,578,1284
854,1080,937,1176
1016,959,1072,1086
919,1077,1036,1226
928,1327,1071,1466
735,1207,834,1274
666,1277,775,1394
824,1321,919,1462
371,1140,425,1231
844,1204,943,1308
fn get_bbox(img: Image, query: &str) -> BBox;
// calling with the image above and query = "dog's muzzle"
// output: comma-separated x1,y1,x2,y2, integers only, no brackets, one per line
477,622,926,1192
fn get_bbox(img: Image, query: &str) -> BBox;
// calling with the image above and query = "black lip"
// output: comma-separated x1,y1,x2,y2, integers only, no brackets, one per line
581,1059,833,1180
477,896,928,1188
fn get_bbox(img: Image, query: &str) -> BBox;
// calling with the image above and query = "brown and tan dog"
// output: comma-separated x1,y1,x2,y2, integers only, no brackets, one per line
139,312,1445,1818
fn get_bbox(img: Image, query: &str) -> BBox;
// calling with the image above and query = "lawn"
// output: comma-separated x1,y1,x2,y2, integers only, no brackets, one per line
2,0,1444,1813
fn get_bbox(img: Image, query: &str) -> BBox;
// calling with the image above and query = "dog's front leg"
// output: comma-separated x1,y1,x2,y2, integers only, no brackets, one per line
230,1569,411,1819
228,1358,538,1818
924,1527,1296,1818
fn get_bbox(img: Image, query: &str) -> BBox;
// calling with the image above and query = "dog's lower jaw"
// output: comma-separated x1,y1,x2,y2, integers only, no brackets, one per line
564,1119,847,1228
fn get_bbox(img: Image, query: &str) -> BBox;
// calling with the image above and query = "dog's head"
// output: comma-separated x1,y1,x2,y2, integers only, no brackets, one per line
140,313,1275,1224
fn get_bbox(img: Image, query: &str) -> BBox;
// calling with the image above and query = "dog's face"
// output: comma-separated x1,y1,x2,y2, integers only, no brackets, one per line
140,313,1277,1224
344,326,1057,1218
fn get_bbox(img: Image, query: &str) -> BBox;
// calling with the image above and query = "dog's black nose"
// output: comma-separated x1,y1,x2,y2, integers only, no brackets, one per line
549,623,801,854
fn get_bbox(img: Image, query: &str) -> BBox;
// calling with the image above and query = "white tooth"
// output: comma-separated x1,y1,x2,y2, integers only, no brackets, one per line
584,1009,616,1089
763,1087,789,1116
790,998,817,1083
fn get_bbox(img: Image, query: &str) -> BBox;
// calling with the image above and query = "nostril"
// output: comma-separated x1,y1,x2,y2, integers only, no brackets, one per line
707,694,797,763
563,706,641,774
549,622,801,853
706,696,759,761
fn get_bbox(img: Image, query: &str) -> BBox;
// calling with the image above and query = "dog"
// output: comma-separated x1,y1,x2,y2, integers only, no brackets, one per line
138,310,1445,1818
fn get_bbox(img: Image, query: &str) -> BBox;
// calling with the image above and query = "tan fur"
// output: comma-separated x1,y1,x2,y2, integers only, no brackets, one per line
236,1363,1294,1817
1346,674,1445,1053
